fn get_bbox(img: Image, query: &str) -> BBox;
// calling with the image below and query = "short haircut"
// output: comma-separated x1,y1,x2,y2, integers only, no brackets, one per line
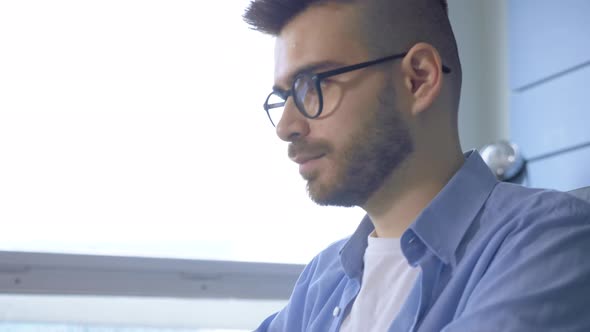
243,0,449,36
243,0,462,111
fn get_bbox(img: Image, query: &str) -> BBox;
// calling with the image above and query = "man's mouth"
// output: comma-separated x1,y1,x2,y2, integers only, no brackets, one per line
292,153,325,165
293,154,326,176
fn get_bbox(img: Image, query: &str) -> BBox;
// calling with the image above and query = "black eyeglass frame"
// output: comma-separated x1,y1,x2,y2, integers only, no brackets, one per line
263,52,452,126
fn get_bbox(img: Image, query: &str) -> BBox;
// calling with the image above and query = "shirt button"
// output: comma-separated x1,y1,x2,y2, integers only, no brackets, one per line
333,306,341,317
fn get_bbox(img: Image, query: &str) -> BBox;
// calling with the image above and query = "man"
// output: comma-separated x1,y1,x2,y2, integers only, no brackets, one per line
243,0,590,331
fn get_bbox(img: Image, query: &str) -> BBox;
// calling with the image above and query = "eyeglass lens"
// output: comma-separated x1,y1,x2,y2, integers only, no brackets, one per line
294,74,321,119
265,92,286,127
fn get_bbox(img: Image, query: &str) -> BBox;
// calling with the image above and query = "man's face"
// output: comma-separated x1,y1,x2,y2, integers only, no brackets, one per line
273,3,414,207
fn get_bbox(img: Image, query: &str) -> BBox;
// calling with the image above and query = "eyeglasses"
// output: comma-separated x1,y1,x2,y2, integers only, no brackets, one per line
263,52,452,127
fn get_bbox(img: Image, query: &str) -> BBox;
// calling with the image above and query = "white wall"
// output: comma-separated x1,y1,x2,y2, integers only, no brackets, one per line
449,0,509,150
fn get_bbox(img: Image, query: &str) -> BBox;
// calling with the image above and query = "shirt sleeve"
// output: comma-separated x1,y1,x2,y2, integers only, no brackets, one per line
254,312,279,332
442,208,590,332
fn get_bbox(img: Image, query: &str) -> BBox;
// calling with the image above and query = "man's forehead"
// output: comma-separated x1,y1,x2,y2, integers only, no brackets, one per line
272,4,365,87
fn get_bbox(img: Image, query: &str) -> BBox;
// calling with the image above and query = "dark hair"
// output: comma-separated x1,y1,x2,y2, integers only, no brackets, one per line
244,0,462,112
243,0,449,36
440,0,448,16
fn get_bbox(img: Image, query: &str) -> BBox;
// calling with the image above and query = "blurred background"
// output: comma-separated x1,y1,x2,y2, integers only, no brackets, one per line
0,0,588,330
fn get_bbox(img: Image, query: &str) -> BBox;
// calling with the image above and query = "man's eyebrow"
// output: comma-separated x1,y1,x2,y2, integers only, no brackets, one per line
273,60,344,91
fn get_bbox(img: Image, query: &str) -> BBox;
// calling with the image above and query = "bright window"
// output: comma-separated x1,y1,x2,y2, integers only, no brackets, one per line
0,295,283,331
0,1,363,264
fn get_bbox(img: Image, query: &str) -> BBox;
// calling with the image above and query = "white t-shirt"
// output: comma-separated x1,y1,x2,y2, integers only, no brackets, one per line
339,231,419,332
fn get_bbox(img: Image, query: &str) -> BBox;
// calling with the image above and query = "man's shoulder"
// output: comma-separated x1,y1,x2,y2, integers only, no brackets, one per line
477,183,590,259
465,183,590,259
443,186,590,331
488,182,590,224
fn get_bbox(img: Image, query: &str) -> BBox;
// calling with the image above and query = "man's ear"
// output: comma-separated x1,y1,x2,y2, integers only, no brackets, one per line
400,43,444,116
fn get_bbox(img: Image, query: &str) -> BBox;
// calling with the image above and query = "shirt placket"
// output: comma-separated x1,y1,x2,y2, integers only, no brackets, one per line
388,231,440,332
329,278,361,332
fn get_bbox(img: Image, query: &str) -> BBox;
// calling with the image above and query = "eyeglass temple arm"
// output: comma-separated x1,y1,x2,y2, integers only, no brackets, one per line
317,53,451,79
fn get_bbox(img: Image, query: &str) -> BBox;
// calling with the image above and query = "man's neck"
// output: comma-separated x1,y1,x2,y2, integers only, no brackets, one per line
363,148,465,238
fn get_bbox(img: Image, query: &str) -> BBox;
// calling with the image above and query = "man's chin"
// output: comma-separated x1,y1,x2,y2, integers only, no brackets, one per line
306,179,331,206
306,180,360,208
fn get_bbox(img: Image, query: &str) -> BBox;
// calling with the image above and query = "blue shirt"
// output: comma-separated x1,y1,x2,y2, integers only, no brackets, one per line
256,151,590,332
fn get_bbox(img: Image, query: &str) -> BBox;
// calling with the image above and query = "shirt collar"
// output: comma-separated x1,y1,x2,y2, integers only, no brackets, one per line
339,214,374,280
339,150,499,278
406,150,498,266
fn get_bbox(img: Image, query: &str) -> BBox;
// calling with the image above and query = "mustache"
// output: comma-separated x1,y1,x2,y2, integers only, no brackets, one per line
288,139,332,159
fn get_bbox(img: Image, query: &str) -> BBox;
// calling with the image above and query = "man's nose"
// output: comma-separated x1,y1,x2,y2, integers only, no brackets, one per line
276,98,310,142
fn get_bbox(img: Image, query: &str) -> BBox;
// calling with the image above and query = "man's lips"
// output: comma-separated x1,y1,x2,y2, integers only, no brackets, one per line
291,154,326,165
292,154,326,176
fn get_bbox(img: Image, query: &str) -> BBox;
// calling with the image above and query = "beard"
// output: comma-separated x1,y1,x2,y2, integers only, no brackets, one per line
298,82,414,207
